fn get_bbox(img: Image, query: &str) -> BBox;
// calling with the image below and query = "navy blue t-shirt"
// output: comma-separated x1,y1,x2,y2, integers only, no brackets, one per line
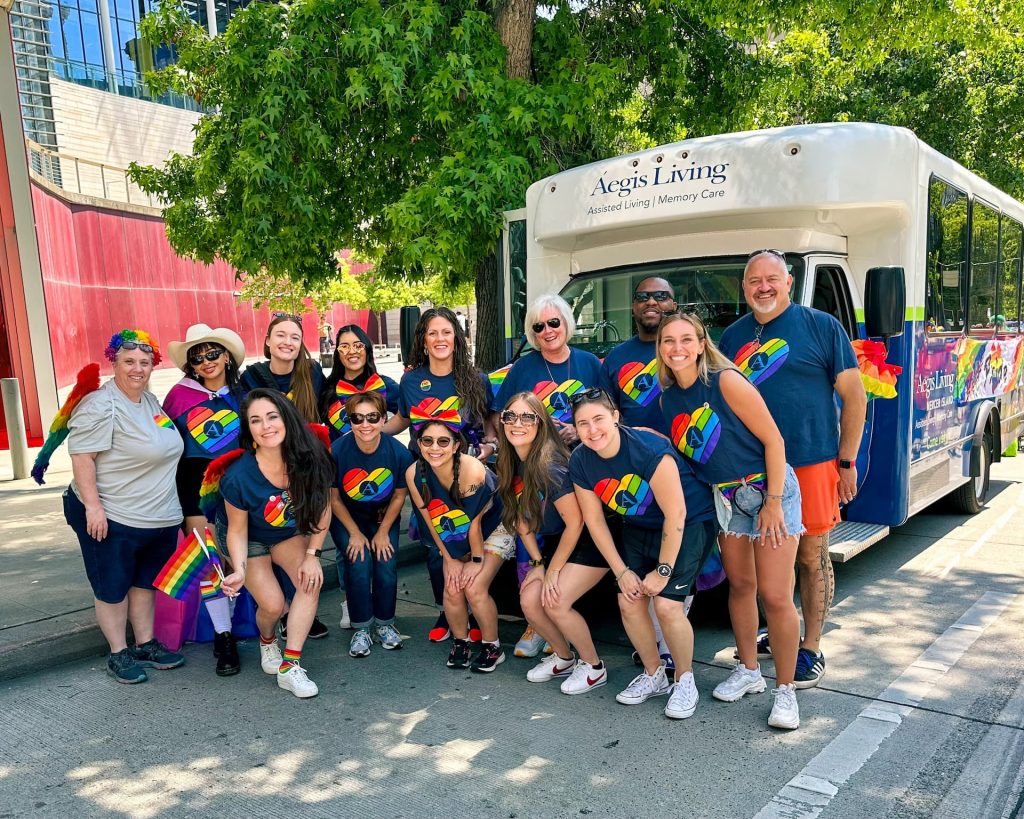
240,361,325,402
660,373,766,485
718,304,857,467
599,336,667,433
511,460,575,538
491,348,603,424
411,462,499,559
397,365,490,452
331,433,413,521
170,392,242,461
218,451,298,544
569,426,714,530
323,371,400,439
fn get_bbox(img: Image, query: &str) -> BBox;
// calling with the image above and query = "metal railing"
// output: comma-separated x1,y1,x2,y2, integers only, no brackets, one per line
47,57,206,113
26,138,161,208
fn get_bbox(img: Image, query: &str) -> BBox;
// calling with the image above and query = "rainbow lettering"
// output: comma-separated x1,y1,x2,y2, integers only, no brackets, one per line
733,338,790,385
617,360,660,406
534,379,585,422
427,498,471,543
670,405,722,464
593,473,654,517
263,493,294,528
153,413,174,430
343,467,395,502
187,406,240,453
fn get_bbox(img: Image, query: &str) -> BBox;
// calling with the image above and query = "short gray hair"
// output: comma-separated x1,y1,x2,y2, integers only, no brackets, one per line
524,293,576,348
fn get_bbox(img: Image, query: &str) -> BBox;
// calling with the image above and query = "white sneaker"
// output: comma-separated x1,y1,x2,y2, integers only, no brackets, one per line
664,671,699,719
375,623,403,650
712,664,767,702
527,652,576,683
349,629,372,658
561,660,608,695
768,683,800,729
339,600,351,629
514,625,547,658
615,665,670,705
277,663,319,698
259,640,282,675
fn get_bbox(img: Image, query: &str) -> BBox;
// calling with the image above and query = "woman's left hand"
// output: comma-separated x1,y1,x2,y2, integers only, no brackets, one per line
641,571,669,597
371,528,394,560
462,560,483,589
554,421,578,445
298,554,324,593
757,498,789,549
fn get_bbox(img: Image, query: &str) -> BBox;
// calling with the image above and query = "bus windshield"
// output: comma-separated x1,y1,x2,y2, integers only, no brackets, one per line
557,255,806,357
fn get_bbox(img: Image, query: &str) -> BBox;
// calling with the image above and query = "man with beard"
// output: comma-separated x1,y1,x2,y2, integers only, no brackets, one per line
718,250,866,688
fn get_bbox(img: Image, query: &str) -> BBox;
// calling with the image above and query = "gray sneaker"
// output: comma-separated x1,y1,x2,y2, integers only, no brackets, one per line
375,623,403,650
107,648,147,684
349,629,372,658
130,639,185,670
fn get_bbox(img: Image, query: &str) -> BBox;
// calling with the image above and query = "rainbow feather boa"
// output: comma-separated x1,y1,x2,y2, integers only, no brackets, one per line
31,363,101,485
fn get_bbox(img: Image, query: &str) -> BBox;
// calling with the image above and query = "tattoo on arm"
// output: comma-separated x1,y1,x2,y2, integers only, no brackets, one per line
465,482,482,495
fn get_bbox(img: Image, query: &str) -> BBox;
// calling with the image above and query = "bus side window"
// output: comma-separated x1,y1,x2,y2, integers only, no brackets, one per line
926,176,969,334
811,265,857,340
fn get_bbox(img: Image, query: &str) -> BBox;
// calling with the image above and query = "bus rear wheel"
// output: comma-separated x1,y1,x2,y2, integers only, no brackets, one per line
951,431,992,514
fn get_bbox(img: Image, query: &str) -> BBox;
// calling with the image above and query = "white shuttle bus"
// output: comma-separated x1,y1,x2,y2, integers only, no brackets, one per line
498,122,1024,560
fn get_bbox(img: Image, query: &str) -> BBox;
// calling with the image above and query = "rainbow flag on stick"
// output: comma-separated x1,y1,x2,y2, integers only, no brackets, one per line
155,528,218,600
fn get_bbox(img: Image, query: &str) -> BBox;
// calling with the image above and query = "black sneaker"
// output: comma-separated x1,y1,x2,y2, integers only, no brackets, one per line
734,628,772,661
107,648,147,684
794,648,825,689
470,643,505,674
446,638,472,669
214,632,241,677
130,639,185,670
280,614,330,640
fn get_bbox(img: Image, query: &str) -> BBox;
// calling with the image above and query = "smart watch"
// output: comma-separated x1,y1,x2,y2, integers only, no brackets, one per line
471,555,483,564
656,563,672,578
306,548,323,558
528,558,544,568
838,459,854,469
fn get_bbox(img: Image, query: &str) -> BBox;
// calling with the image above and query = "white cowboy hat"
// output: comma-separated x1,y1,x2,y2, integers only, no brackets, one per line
167,324,246,370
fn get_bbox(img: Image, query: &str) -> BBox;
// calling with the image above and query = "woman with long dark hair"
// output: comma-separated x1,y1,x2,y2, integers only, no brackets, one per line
385,306,494,642
241,313,324,424
321,324,399,441
218,389,333,698
495,392,612,694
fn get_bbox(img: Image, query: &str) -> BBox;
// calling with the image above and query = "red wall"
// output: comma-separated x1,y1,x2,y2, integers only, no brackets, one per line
31,184,367,387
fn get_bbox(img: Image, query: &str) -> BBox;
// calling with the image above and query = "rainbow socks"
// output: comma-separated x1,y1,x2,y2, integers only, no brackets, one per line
279,648,301,673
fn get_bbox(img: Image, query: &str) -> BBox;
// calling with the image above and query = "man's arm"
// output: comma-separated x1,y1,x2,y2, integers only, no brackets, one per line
834,368,867,504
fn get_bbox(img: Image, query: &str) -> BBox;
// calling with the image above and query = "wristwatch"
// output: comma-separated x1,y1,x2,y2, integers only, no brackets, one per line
306,548,323,558
528,558,544,568
471,555,483,564
838,458,854,469
656,563,672,578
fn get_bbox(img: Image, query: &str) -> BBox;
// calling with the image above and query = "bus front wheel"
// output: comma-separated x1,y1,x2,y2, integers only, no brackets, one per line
951,431,992,514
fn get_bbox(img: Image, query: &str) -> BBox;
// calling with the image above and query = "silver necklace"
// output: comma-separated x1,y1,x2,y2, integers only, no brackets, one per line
544,348,572,383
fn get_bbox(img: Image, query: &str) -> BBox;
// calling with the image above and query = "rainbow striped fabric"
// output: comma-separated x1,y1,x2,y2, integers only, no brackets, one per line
154,528,221,600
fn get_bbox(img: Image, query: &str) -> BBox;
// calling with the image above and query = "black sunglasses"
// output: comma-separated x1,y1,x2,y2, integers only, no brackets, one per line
272,312,303,323
188,349,225,366
500,410,540,426
568,386,609,408
748,249,786,261
632,290,674,303
418,435,453,448
121,341,154,353
531,318,562,334
350,412,382,425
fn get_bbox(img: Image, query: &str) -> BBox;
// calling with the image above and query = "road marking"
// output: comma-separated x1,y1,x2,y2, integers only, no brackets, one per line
752,591,1016,819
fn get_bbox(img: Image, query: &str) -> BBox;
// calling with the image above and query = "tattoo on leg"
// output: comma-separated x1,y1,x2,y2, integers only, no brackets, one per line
816,533,834,639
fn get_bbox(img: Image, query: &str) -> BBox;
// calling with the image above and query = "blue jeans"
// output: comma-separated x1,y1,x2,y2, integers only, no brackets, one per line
408,511,444,608
330,518,399,627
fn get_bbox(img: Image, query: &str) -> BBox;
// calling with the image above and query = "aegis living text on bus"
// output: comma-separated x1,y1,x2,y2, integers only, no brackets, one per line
589,161,730,198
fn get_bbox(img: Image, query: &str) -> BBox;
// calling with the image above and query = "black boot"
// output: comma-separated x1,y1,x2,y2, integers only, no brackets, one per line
214,631,240,677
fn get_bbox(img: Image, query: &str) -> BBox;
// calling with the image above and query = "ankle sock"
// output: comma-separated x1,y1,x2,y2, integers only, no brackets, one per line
259,634,276,646
279,648,301,672
204,595,232,633
590,661,604,670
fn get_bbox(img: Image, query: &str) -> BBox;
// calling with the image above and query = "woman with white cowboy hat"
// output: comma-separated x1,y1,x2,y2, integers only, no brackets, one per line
163,323,248,676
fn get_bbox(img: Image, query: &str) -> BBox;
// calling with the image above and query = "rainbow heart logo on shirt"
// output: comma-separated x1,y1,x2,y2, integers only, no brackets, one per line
343,467,395,502
617,360,661,407
512,475,525,501
534,379,585,422
594,473,653,517
733,338,789,385
153,414,174,430
186,407,240,453
426,499,471,543
670,405,721,464
263,494,294,528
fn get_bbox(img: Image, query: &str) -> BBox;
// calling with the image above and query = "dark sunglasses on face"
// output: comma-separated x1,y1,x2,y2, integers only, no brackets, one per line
350,412,382,425
500,410,540,426
632,290,674,303
337,341,366,352
748,248,786,261
568,386,609,407
188,349,225,366
121,341,154,353
272,311,303,323
419,435,453,448
531,317,562,334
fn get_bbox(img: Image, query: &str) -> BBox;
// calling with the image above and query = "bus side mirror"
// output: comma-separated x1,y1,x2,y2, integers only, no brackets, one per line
864,266,905,340
399,305,421,364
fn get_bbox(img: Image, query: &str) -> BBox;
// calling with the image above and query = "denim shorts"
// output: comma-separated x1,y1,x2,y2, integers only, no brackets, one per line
215,521,281,559
713,464,805,540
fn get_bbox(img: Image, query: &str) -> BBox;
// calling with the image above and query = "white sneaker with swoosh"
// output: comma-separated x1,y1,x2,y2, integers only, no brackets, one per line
560,659,607,695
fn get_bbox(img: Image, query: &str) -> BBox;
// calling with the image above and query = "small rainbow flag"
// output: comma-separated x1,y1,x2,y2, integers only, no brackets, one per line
154,528,220,600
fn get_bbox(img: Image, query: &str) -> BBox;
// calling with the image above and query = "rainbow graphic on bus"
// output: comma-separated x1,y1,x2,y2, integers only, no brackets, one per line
534,379,585,422
426,499,471,543
617,360,660,407
343,467,394,502
594,473,654,517
263,494,294,528
733,338,790,385
186,406,240,453
670,405,721,464
153,413,174,430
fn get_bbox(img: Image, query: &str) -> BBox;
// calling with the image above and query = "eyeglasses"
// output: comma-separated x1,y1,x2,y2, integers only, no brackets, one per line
272,312,302,323
568,387,608,408
121,341,154,354
350,412,382,425
188,349,225,366
337,341,366,352
500,410,540,426
633,290,674,303
531,318,562,334
748,249,786,261
418,435,453,448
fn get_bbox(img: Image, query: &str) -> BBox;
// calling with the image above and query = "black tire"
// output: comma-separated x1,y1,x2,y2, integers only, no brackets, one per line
950,431,992,514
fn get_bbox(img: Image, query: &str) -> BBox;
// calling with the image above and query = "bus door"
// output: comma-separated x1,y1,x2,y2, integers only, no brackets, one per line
500,209,528,363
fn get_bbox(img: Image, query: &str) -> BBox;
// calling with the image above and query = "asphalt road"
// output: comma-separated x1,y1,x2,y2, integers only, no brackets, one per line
2,459,1022,818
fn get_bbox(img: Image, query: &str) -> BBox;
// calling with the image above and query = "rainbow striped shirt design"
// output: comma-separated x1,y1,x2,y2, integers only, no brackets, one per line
617,359,661,407
733,338,790,385
153,413,174,430
186,406,240,454
593,473,654,517
534,379,585,423
427,499,471,543
343,467,395,502
670,405,722,465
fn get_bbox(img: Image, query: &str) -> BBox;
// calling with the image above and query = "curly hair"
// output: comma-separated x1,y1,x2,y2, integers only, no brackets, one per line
238,388,333,535
407,307,488,424
105,329,161,366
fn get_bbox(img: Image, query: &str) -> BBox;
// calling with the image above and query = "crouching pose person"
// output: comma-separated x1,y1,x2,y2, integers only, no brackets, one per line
217,389,333,698
569,388,716,719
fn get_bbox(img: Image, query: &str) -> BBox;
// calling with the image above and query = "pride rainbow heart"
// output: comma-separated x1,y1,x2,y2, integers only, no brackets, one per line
186,406,240,453
594,473,653,517
263,494,293,528
153,413,174,430
427,498,471,542
670,405,721,464
343,467,395,502
534,379,585,422
617,360,661,407
733,338,790,385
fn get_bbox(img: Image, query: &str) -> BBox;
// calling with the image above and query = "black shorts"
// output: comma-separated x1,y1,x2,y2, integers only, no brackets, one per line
622,518,716,602
176,457,209,518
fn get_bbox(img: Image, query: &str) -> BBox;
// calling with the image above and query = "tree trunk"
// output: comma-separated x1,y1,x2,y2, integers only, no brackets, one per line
474,251,501,371
494,0,535,79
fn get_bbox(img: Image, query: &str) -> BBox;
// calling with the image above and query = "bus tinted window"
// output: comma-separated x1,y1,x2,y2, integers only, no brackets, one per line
926,177,969,333
969,199,1000,331
1000,216,1023,332
557,256,805,357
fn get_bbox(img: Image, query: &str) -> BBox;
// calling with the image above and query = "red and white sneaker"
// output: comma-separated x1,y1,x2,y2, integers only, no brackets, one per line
526,652,576,683
560,659,608,695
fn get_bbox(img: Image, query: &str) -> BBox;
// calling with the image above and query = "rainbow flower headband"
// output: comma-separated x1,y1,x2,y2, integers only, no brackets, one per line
104,329,161,365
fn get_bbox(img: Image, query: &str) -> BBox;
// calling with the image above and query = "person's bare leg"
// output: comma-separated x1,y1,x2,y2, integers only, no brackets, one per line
94,599,129,652
126,587,155,644
653,596,692,677
796,532,833,652
619,592,660,675
719,534,759,670
545,564,607,665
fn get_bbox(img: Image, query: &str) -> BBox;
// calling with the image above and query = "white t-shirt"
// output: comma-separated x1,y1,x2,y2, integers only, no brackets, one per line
68,381,184,527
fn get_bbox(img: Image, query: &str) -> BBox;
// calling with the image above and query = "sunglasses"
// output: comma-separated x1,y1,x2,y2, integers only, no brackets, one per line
500,410,540,426
272,312,302,323
121,341,154,354
188,349,225,366
632,290,674,303
350,411,382,425
337,341,365,352
418,435,453,448
568,386,609,407
531,318,562,334
748,248,786,261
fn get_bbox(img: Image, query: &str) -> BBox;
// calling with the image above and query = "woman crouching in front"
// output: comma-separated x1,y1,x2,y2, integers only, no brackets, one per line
218,388,333,698
568,388,716,719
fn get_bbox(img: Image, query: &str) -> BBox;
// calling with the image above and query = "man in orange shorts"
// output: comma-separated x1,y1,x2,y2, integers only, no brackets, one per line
719,250,866,687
